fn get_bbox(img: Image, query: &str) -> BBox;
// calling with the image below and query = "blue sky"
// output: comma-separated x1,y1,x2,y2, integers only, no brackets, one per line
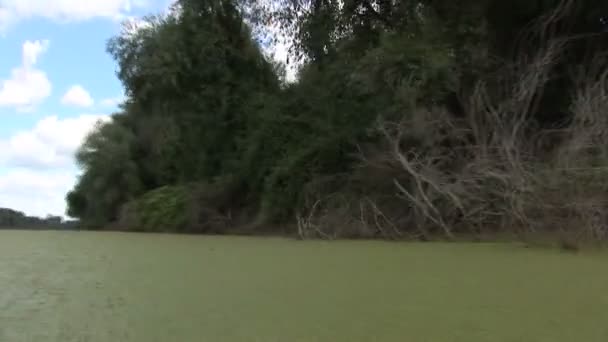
0,0,172,217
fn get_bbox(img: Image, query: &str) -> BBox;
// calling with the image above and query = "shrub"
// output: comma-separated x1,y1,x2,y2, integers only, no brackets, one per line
119,186,192,232
118,181,238,233
295,3,608,241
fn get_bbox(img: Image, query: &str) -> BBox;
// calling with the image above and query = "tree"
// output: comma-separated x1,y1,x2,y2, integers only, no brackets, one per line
66,0,608,240
67,116,142,227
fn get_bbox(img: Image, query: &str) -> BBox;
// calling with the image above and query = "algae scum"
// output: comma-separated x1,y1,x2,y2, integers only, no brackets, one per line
1,230,607,341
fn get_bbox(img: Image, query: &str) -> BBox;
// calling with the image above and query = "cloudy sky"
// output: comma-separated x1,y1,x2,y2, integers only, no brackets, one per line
0,0,173,218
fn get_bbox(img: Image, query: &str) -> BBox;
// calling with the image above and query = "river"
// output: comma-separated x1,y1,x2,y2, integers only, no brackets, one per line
1,230,607,341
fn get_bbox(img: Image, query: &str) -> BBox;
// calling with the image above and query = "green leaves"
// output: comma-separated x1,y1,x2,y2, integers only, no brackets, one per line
68,117,143,227
67,0,608,235
120,186,192,232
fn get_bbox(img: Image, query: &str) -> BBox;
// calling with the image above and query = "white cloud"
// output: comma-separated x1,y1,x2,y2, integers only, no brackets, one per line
0,168,75,217
0,0,147,29
100,95,125,107
0,114,111,217
22,39,48,66
61,85,94,107
0,114,110,169
0,7,14,32
0,40,51,111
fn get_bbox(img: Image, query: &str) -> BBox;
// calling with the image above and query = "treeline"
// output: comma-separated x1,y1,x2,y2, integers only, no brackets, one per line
0,208,76,230
67,0,608,241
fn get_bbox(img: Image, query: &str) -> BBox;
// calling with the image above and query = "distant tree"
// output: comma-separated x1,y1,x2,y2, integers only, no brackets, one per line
0,208,74,230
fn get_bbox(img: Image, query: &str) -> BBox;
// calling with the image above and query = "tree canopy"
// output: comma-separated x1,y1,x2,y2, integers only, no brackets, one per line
67,0,608,241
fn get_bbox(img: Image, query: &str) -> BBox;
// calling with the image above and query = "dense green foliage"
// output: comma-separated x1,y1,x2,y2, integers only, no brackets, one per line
118,186,192,232
67,0,608,240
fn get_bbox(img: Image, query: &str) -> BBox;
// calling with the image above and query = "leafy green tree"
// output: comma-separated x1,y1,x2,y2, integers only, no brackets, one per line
67,115,142,227
66,0,608,237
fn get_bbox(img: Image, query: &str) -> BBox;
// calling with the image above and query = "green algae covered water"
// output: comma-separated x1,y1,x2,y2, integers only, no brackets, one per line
1,230,607,341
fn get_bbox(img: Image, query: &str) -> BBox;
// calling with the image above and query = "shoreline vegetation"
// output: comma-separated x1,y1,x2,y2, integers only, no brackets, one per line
59,0,607,248
0,208,76,230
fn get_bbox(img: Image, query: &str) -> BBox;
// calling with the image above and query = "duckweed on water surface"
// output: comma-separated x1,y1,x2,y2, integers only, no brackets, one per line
1,230,607,341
